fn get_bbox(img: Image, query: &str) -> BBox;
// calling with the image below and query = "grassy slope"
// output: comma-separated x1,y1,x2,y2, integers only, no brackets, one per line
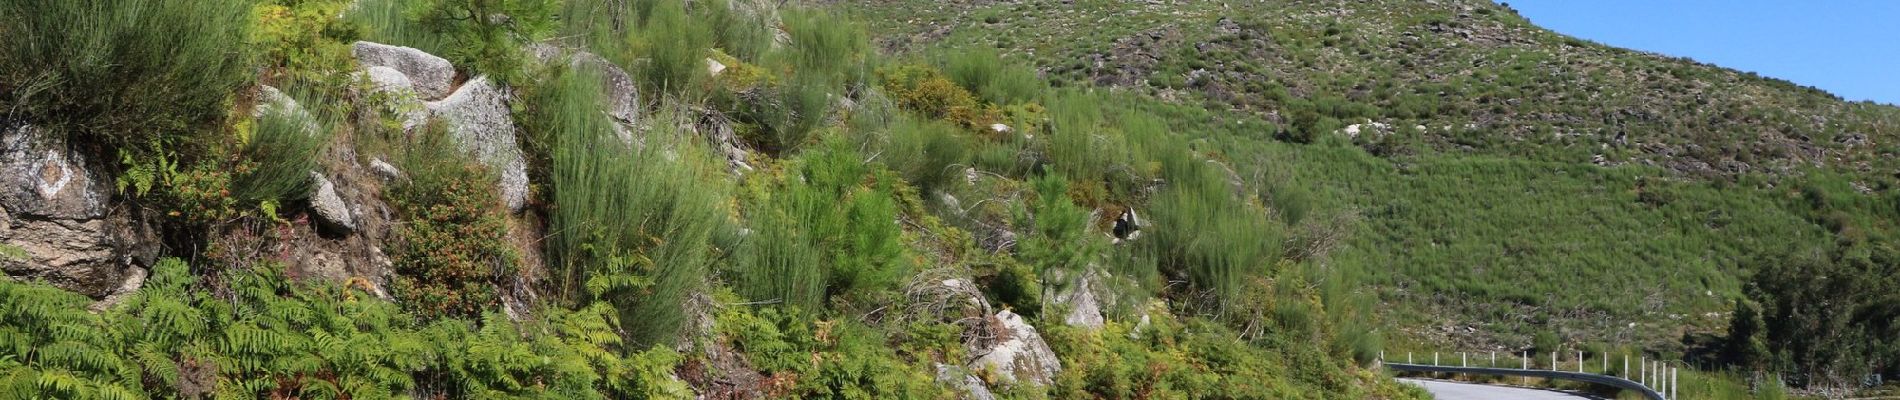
844,0,1900,351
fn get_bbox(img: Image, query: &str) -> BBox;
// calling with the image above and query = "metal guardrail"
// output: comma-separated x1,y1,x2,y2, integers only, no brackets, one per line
1387,362,1665,400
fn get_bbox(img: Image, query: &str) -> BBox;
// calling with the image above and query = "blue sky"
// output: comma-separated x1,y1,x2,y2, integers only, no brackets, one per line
1500,1,1900,105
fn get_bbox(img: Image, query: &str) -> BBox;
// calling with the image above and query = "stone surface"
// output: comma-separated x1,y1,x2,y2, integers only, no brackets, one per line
361,66,431,133
527,44,641,125
936,364,997,400
308,172,356,234
1045,268,1106,330
0,124,154,298
0,125,107,219
369,157,405,182
969,310,1062,387
352,41,456,100
575,51,641,124
424,76,532,212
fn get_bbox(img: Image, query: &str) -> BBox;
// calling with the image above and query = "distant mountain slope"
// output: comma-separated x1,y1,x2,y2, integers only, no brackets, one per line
853,0,1900,179
845,0,1900,353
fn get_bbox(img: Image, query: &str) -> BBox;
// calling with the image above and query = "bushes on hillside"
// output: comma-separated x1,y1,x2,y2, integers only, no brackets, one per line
943,48,1045,106
233,89,334,208
391,132,516,319
1018,174,1104,279
0,258,687,399
625,0,713,97
532,68,730,347
876,116,974,194
734,141,913,312
0,0,255,150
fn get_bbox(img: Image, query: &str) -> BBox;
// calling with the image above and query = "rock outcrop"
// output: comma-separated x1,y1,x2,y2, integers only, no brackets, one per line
352,41,457,100
308,172,356,234
362,66,431,132
1045,268,1106,330
423,76,532,212
0,124,156,298
935,364,997,400
968,310,1063,387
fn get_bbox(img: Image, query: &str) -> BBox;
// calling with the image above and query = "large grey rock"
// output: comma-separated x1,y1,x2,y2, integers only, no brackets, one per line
352,41,456,100
361,66,430,133
935,364,996,400
424,76,531,212
573,51,640,125
0,124,153,298
308,172,356,234
526,44,641,126
368,157,405,182
255,85,327,140
1045,268,1106,330
968,310,1062,387
0,126,106,219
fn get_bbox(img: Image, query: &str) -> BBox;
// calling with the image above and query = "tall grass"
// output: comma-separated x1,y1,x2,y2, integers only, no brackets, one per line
734,189,828,312
343,0,452,56
875,115,972,194
734,140,912,311
534,67,729,346
0,0,255,149
626,0,712,98
699,0,776,62
942,48,1045,106
1041,92,1130,184
234,88,334,207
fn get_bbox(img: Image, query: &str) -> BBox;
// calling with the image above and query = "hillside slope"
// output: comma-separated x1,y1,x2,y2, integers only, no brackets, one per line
845,0,1900,355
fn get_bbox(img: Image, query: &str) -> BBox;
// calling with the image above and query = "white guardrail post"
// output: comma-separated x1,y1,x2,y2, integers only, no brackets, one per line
1521,352,1528,385
1389,347,1672,400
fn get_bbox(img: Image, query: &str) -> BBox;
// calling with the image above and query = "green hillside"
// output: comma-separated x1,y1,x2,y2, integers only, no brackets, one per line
850,0,1900,392
0,0,1894,398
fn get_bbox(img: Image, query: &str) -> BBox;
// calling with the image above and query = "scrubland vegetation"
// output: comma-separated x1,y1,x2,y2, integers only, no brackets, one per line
2,0,1895,398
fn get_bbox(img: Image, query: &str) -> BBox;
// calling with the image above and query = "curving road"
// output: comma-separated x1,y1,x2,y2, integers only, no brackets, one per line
1399,378,1607,400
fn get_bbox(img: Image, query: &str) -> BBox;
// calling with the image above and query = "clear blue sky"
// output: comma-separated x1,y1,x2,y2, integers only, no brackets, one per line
1500,1,1900,105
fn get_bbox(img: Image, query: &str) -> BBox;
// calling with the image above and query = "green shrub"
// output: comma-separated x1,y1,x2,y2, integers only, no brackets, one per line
352,0,556,82
943,48,1045,106
233,89,334,209
777,9,870,88
0,0,256,151
735,198,828,312
714,305,947,398
1042,92,1129,184
1018,174,1104,279
698,0,775,62
879,63,1002,129
535,69,728,347
253,0,359,85
735,142,913,311
0,256,680,399
0,272,140,399
877,116,973,194
1143,178,1281,313
627,0,712,98
391,148,516,320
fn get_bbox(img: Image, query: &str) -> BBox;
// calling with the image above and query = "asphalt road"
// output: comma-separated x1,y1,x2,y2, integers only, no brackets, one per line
1398,378,1607,400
